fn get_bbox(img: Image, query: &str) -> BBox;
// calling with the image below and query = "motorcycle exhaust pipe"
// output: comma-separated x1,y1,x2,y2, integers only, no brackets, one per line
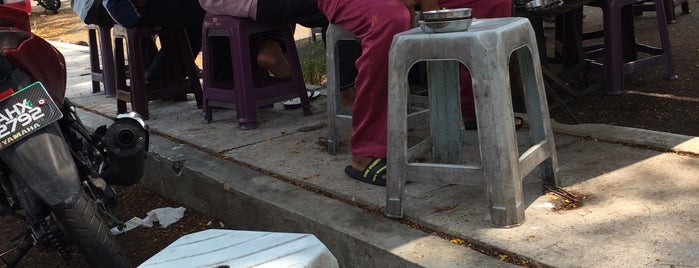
101,112,149,186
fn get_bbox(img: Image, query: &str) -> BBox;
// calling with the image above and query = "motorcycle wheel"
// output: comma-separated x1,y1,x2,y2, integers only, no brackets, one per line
51,191,133,268
37,0,60,14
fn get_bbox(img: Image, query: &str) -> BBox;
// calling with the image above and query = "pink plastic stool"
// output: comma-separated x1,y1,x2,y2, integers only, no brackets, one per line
113,25,202,119
201,14,310,130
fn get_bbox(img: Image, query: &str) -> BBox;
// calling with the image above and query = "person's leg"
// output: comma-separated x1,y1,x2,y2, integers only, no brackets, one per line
256,39,292,78
252,0,330,80
319,0,412,173
137,0,205,54
257,0,362,105
137,0,206,80
338,40,361,108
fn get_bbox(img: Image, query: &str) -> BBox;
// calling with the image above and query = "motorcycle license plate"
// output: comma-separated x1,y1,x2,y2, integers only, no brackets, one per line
0,82,62,149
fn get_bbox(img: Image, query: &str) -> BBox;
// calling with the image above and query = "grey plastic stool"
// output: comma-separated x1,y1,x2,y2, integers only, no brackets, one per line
325,24,429,155
325,23,359,155
385,18,559,227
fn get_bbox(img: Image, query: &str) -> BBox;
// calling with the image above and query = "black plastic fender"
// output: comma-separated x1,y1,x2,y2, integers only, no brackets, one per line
0,122,80,207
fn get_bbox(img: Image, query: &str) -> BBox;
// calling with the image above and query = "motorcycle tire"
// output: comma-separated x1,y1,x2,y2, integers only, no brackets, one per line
51,191,133,268
36,0,60,14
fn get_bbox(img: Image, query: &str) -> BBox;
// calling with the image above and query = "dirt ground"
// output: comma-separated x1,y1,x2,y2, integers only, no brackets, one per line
1,1,697,267
546,4,699,137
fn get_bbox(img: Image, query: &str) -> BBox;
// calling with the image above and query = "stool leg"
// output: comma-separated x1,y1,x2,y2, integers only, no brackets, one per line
114,35,129,115
281,25,312,116
175,31,202,103
681,0,690,14
664,0,677,23
88,27,101,94
326,35,342,154
201,29,213,123
427,61,463,164
473,56,524,227
230,23,258,129
653,0,679,81
126,32,150,119
98,25,117,97
603,3,626,95
386,63,412,219
517,47,559,188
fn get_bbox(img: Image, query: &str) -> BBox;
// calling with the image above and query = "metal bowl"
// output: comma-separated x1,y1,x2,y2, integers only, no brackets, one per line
421,8,472,22
524,0,561,10
419,18,473,33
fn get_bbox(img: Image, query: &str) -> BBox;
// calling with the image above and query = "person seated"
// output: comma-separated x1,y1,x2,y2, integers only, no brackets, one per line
198,0,360,106
198,0,326,80
316,0,513,186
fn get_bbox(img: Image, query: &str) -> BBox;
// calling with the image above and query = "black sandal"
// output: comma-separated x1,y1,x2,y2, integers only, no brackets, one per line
344,158,387,186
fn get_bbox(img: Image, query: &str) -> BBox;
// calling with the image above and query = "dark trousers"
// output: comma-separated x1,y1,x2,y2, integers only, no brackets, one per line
136,0,206,80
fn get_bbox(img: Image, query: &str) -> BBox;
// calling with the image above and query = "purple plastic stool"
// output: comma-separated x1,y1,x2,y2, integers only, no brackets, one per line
584,0,678,95
201,14,311,130
113,25,202,120
667,0,691,23
88,24,116,97
635,0,690,24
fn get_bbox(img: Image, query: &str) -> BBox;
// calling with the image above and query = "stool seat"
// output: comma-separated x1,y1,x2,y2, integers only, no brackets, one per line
138,229,338,268
87,24,116,96
385,18,559,227
112,25,203,119
201,15,311,130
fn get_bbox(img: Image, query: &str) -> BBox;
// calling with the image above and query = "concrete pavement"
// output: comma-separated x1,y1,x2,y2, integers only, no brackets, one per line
53,37,699,268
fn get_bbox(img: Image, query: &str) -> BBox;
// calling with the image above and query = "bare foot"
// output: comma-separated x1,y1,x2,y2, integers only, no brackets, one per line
351,155,374,172
257,40,292,79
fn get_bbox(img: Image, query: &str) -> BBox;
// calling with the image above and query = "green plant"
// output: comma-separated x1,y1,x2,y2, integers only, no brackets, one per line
299,40,327,86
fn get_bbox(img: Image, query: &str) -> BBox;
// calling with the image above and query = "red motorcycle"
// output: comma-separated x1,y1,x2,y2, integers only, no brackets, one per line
1,0,61,14
0,6,146,267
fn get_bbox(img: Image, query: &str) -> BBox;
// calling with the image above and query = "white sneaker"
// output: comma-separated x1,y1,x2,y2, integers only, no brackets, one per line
282,91,321,109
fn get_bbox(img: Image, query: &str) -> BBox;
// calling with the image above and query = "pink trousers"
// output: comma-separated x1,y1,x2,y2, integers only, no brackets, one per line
317,0,512,158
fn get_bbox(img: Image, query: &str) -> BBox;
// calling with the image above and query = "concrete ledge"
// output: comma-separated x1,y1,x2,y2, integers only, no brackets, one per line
77,110,514,267
552,120,699,155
